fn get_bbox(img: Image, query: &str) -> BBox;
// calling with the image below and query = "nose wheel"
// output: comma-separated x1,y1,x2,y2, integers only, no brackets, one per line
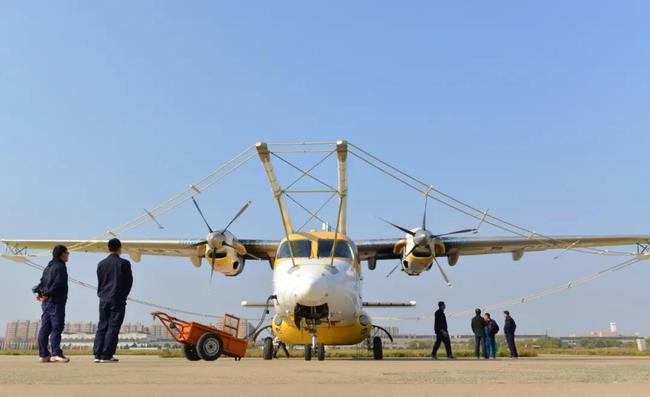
304,331,326,361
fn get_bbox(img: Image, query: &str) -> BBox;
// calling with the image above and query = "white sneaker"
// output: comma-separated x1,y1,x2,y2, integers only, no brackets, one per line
50,355,70,363
99,357,119,363
39,356,51,363
94,358,101,363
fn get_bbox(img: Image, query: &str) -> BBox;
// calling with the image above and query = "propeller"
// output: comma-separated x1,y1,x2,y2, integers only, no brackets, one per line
190,197,254,282
381,197,476,286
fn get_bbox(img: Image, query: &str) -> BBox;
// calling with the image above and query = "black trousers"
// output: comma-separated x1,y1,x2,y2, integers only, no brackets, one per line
474,335,487,358
431,331,453,357
505,332,518,358
273,342,290,358
93,301,126,360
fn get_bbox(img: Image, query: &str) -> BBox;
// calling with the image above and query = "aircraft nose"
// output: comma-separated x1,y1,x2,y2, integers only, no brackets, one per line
292,271,329,306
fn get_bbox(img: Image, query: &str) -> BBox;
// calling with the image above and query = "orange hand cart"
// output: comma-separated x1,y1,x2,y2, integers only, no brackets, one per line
152,311,249,361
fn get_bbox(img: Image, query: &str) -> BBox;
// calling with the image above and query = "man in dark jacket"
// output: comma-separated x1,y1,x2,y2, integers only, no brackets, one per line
35,245,70,363
431,301,454,359
471,308,488,359
93,238,133,363
504,310,519,359
483,313,499,359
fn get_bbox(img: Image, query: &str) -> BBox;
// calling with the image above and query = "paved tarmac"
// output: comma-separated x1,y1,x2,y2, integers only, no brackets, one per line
1,355,649,397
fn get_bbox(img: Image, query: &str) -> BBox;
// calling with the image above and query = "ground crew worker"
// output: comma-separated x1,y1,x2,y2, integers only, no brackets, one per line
35,245,70,363
273,336,290,358
471,308,488,359
483,313,499,359
504,310,519,359
93,239,133,363
431,301,455,359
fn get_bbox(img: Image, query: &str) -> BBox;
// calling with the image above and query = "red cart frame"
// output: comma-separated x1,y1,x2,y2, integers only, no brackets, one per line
152,311,249,360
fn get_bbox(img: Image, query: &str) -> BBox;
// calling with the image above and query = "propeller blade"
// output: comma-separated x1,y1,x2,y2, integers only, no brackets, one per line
385,263,400,278
433,228,477,238
210,252,216,285
428,241,452,287
422,197,428,230
191,197,213,233
432,255,452,288
404,244,419,258
221,241,263,261
380,218,416,236
191,240,208,247
223,200,252,233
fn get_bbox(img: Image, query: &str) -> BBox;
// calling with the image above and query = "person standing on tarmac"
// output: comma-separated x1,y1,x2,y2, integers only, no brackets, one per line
93,238,133,363
431,301,455,359
483,313,499,359
471,308,488,359
504,310,519,359
273,336,290,358
35,245,70,363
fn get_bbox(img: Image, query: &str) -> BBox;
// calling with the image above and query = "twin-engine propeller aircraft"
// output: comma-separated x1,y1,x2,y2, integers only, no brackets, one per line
3,141,650,361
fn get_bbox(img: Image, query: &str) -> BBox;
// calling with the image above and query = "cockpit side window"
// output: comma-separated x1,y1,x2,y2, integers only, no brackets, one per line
276,240,312,259
317,239,354,259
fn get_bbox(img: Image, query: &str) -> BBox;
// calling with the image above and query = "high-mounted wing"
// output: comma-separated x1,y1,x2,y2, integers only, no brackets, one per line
1,238,279,263
357,235,650,263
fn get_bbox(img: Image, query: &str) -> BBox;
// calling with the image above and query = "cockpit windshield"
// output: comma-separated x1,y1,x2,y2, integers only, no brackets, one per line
276,240,312,259
317,239,354,259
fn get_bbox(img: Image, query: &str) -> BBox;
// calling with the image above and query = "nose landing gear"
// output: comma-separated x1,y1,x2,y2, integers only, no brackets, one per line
304,329,326,361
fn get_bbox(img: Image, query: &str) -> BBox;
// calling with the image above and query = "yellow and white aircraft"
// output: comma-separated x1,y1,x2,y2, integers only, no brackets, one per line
3,141,650,361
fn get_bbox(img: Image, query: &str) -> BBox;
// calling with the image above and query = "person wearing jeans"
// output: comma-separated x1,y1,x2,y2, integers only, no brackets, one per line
36,245,70,363
483,313,499,359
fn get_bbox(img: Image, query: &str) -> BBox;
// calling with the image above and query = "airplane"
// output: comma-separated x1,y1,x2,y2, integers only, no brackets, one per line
3,140,650,361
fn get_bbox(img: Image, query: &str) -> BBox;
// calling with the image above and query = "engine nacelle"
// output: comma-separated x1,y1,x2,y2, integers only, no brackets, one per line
395,236,446,276
204,246,245,277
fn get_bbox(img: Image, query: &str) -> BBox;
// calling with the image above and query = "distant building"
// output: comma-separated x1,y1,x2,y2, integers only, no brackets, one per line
610,322,618,334
5,320,40,342
150,324,173,340
384,326,400,338
120,323,149,334
213,317,254,339
65,322,97,334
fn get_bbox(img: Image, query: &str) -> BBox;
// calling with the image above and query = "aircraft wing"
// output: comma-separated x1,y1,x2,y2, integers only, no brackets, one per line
1,239,279,262
356,235,650,261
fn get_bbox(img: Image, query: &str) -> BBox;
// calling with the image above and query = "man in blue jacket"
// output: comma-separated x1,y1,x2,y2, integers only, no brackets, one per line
93,238,133,363
483,313,499,359
35,245,70,363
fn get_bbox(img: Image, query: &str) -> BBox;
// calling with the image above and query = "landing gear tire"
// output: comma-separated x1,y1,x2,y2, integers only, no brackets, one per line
197,332,224,361
373,336,383,360
304,345,312,361
317,344,326,361
183,344,201,361
263,337,273,360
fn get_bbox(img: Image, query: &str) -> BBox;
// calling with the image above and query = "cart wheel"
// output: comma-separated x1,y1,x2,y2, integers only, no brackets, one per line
304,345,312,361
183,344,201,361
263,337,273,360
317,344,325,361
197,333,224,361
373,336,383,360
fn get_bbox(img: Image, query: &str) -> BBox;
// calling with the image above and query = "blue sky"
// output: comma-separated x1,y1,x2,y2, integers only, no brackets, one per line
1,1,649,337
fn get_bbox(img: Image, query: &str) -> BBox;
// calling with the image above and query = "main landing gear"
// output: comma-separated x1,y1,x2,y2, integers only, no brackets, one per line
367,325,393,360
